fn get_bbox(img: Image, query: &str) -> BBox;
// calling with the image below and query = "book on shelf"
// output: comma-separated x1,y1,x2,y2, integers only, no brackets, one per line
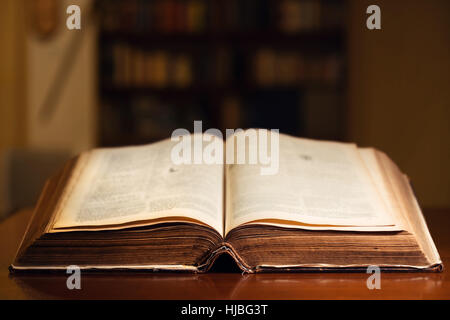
10,131,442,273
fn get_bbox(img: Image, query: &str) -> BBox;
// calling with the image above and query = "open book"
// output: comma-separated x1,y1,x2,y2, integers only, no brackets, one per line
11,131,442,272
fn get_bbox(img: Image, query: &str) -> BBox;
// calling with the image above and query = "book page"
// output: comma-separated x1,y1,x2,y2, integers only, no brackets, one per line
225,133,399,234
375,150,441,266
357,148,410,231
52,137,224,235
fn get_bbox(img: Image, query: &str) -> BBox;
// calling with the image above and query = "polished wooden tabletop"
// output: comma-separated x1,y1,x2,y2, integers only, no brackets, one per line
1,208,449,299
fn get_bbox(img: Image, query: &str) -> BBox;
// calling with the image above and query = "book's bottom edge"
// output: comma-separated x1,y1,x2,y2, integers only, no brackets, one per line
9,263,443,273
9,264,200,273
254,263,443,273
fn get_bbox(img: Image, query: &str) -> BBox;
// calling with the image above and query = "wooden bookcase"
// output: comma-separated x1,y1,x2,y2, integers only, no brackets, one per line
97,0,347,146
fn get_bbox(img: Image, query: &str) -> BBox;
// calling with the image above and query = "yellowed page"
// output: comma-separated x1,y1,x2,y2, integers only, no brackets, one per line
225,133,400,235
375,151,442,267
52,137,224,236
357,148,409,231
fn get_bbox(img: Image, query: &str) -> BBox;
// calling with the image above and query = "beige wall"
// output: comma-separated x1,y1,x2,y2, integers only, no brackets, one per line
1,0,97,154
0,0,26,149
348,0,450,207
26,0,97,154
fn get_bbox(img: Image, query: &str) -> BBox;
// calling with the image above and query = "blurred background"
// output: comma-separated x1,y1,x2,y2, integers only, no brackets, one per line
0,0,449,218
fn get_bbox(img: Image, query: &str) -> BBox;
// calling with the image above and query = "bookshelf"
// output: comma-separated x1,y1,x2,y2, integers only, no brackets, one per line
97,0,347,146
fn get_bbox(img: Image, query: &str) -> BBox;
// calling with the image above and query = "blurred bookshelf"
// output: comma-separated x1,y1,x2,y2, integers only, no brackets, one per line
97,0,347,146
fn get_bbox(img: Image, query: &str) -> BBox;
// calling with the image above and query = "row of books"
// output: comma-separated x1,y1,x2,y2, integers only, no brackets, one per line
219,90,342,139
253,49,341,86
100,96,209,143
100,0,345,34
102,44,342,88
100,87,342,144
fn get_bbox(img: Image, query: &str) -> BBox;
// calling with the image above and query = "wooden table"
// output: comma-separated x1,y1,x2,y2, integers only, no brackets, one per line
1,208,449,299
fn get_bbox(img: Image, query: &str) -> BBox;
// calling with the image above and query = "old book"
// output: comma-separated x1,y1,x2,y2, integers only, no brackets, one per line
10,131,442,273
